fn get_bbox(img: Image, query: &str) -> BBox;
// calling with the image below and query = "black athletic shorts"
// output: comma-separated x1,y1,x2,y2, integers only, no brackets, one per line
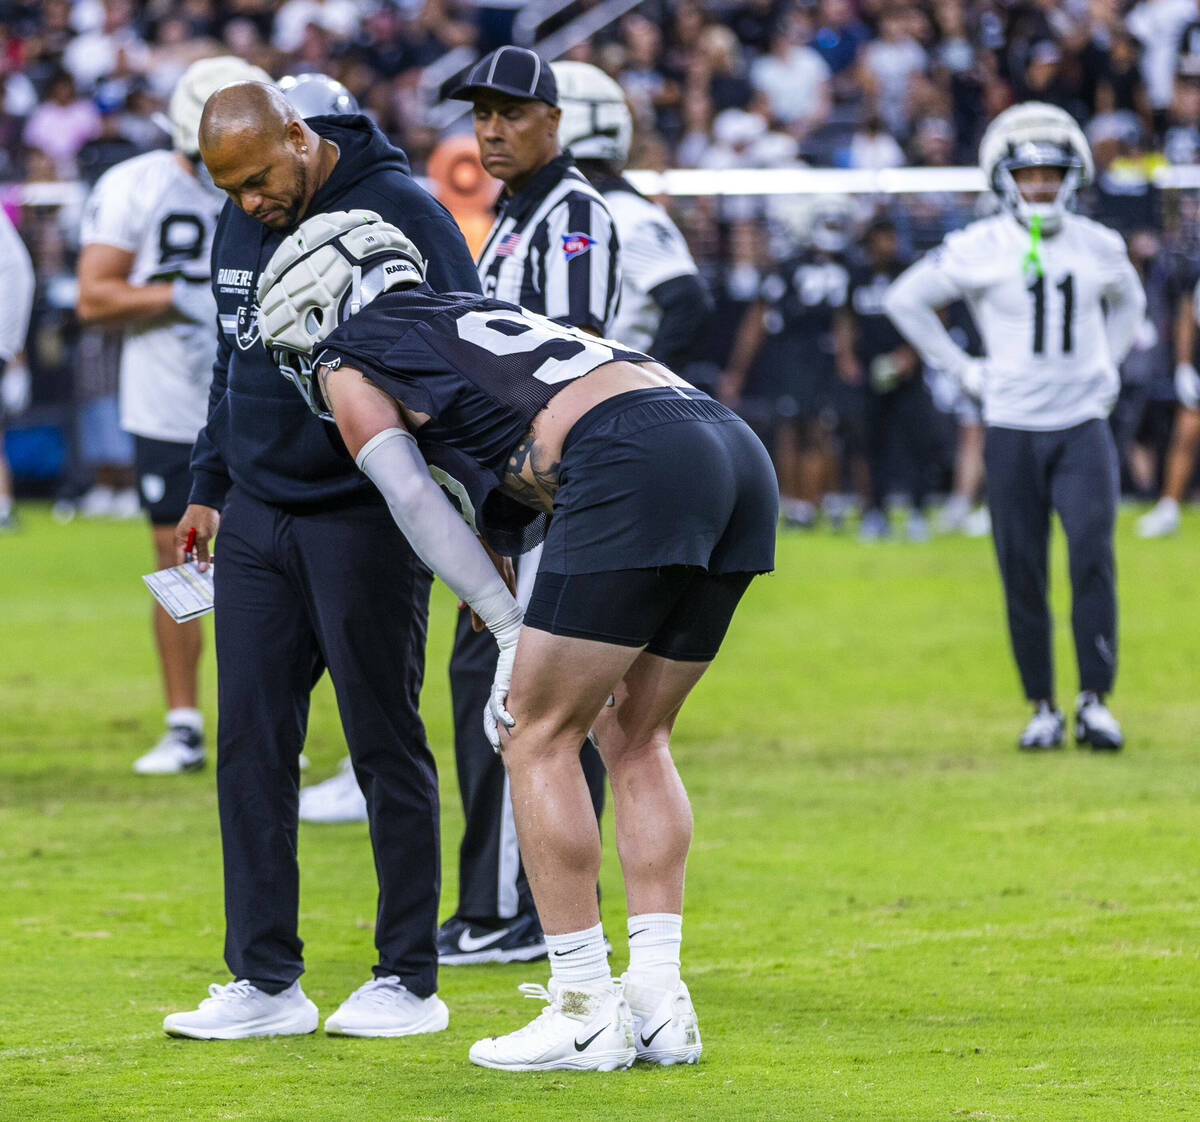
523,386,778,660
134,435,193,526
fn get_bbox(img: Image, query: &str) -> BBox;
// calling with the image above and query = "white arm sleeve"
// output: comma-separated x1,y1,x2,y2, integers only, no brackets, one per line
0,208,34,360
355,428,522,647
1102,255,1147,366
883,254,973,380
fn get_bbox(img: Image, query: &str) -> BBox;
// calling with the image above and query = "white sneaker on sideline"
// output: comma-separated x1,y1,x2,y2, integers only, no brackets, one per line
133,726,205,774
299,757,366,823
468,979,635,1072
621,974,702,1065
962,506,992,537
1075,692,1124,751
324,976,449,1037
1137,498,1180,539
163,979,318,1039
1018,703,1065,751
77,485,116,518
110,487,141,519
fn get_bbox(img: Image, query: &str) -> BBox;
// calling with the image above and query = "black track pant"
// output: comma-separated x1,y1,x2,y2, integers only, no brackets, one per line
864,378,940,512
984,419,1118,703
448,595,606,922
214,488,439,996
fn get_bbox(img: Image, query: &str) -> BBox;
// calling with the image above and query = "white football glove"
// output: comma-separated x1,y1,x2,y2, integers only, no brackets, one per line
1175,362,1200,409
483,607,523,751
0,359,30,415
958,358,988,400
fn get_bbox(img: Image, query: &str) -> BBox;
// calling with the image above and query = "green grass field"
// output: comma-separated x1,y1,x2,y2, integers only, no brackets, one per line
2,503,1199,1121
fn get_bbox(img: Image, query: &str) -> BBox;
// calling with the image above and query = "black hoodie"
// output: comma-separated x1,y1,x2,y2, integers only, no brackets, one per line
188,115,482,511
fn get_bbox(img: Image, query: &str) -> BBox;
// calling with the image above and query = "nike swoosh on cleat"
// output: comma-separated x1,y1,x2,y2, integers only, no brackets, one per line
574,1027,607,1051
640,1021,671,1047
457,926,510,953
552,944,587,957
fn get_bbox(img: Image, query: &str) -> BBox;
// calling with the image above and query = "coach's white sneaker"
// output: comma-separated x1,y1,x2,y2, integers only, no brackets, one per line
324,976,449,1037
299,757,367,823
468,978,635,1072
621,974,702,1065
1137,498,1180,538
163,979,318,1039
1075,692,1124,752
133,726,205,774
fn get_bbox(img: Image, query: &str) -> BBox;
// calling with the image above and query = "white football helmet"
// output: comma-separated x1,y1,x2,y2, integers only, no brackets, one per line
168,55,272,156
551,61,633,165
257,210,426,418
278,72,359,117
979,102,1093,233
772,193,856,254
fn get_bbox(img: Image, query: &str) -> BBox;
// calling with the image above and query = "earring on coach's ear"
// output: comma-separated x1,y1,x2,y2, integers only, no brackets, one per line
301,145,309,152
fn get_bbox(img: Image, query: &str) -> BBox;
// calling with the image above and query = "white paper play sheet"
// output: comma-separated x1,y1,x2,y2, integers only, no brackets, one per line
142,561,214,622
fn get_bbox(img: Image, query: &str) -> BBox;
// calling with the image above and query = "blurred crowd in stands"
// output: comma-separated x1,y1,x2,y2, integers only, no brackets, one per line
1,0,1199,525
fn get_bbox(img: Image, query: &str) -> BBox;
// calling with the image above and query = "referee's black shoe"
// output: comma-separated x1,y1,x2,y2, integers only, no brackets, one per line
437,911,548,966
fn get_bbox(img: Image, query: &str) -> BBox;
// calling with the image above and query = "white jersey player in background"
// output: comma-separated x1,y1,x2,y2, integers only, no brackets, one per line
551,61,711,369
0,206,36,531
885,102,1145,752
76,56,269,775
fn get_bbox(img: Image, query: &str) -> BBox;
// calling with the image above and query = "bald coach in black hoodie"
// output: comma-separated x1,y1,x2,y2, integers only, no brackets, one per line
163,83,481,1041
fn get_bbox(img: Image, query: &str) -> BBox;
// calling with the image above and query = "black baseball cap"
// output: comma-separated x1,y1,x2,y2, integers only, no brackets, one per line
449,46,558,107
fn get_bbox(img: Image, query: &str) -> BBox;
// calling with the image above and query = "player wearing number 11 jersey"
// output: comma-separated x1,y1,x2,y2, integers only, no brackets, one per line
885,102,1145,753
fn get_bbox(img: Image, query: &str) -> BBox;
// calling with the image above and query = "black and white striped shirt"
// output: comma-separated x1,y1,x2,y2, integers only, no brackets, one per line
476,154,621,334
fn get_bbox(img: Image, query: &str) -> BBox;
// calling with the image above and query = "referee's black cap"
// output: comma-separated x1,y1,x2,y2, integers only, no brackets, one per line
449,46,558,107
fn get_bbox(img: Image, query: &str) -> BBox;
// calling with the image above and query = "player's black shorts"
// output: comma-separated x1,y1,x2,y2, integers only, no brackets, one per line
524,386,778,660
134,435,193,526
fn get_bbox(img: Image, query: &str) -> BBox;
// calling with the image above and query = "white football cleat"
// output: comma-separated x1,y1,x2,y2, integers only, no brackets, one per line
1075,692,1124,751
299,757,367,823
1136,498,1180,539
621,975,702,1065
468,979,635,1072
323,976,449,1037
962,505,992,538
133,726,205,774
163,979,318,1039
1018,703,1064,751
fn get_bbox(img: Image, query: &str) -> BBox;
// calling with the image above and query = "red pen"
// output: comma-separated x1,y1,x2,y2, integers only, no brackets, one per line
184,526,197,562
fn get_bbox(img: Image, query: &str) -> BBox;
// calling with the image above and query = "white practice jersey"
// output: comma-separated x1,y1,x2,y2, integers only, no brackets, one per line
885,212,1145,431
602,185,699,353
81,150,224,443
0,207,34,361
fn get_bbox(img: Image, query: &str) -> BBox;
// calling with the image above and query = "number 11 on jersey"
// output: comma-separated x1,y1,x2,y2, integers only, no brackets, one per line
1028,273,1075,356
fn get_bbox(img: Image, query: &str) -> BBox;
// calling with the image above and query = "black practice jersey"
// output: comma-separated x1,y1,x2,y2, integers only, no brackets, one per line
760,251,849,344
847,263,907,362
317,284,649,554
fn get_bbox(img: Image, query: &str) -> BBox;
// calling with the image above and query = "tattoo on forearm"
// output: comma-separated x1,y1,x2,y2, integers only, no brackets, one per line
317,364,334,414
505,435,560,511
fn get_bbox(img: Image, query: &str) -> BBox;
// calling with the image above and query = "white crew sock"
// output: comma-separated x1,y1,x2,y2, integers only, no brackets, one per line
166,708,203,732
544,923,609,989
627,913,682,990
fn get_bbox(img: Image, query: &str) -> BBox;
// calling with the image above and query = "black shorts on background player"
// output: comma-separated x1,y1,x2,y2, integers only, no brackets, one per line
135,436,194,525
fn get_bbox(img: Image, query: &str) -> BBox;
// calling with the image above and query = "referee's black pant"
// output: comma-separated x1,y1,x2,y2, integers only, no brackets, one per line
984,419,1118,704
448,583,606,923
213,487,440,997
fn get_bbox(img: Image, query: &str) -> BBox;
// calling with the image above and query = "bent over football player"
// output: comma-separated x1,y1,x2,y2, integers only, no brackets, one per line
256,209,778,1071
885,103,1145,752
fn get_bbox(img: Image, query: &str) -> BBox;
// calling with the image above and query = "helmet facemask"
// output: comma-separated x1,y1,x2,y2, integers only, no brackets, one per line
993,140,1083,234
257,210,427,419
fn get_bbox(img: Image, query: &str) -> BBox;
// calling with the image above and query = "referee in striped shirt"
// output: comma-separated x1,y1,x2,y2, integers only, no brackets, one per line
436,46,623,967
